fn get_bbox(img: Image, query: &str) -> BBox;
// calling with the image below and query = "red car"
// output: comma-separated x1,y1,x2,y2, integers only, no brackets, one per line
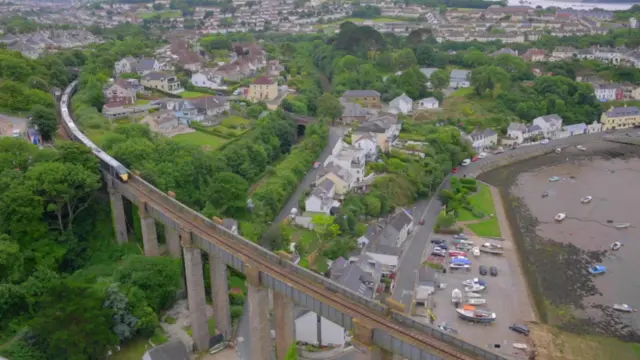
471,155,479,162
451,167,459,173
448,250,467,257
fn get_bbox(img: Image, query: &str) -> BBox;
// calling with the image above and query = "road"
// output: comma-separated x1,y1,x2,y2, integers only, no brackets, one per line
263,126,346,238
389,130,620,312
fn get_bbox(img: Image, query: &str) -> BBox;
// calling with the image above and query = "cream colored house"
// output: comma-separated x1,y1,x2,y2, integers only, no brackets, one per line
600,106,640,130
315,162,353,195
141,71,183,94
248,76,277,101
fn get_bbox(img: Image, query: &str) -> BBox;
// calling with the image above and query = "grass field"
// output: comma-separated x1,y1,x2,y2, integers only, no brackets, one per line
221,115,251,129
139,10,181,19
172,131,227,151
458,183,496,221
85,129,109,147
467,217,501,237
180,91,209,99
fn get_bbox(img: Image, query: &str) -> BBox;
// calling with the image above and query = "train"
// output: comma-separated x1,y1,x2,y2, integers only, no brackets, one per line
60,81,130,183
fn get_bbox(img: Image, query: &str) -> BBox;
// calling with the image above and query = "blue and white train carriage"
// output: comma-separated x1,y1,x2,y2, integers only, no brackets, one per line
60,81,130,183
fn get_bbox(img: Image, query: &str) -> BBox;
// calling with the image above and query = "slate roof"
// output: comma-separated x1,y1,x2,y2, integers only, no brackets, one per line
536,114,563,125
355,114,398,134
419,97,438,105
343,90,380,98
319,162,353,184
342,102,368,118
137,58,158,71
526,124,542,133
145,340,190,360
450,69,470,81
222,218,238,230
419,68,438,78
605,106,640,118
189,95,228,110
470,128,497,141
391,93,412,104
507,123,527,132
143,71,175,81
252,76,275,85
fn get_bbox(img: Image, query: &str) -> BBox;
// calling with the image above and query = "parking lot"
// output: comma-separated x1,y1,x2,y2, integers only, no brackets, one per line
418,233,535,359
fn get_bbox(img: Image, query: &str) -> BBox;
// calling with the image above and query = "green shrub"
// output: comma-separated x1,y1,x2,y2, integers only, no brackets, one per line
229,292,245,306
230,305,244,319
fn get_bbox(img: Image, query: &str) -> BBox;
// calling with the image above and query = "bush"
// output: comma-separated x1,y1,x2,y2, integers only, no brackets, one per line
230,305,244,319
229,292,245,306
460,178,477,185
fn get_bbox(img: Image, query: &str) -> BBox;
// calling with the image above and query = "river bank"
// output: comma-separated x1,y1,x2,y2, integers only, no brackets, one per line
478,140,640,343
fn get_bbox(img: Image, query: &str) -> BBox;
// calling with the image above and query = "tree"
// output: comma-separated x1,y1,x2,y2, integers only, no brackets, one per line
152,2,164,10
395,48,417,70
285,342,298,360
470,66,511,96
315,93,344,122
203,172,250,217
29,280,118,360
25,162,101,232
30,105,58,141
430,69,449,91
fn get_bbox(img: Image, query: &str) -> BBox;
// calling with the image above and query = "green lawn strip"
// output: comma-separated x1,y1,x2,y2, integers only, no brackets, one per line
467,217,501,238
111,328,168,360
171,131,227,150
180,91,209,99
457,209,476,222
469,183,497,216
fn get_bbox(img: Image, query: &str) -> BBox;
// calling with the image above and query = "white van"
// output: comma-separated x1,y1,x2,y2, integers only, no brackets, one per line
461,159,471,166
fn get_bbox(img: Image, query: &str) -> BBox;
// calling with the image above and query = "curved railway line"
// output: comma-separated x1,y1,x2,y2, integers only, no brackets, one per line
60,80,506,360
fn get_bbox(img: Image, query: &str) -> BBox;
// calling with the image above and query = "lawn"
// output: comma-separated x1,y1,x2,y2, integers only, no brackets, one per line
85,129,109,147
139,10,182,19
180,91,209,99
135,99,150,106
467,217,501,238
111,329,168,360
221,115,251,129
283,224,317,249
172,131,227,151
449,87,473,98
457,183,497,221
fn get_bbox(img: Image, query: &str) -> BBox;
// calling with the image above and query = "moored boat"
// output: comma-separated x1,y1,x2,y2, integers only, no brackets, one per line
462,278,487,287
456,305,496,323
464,284,486,292
615,223,630,229
577,145,586,151
466,298,487,305
542,190,549,198
581,196,592,204
555,213,566,221
613,304,637,312
611,242,622,251
452,288,462,304
588,264,607,275
466,292,482,298
480,243,504,255
549,176,560,182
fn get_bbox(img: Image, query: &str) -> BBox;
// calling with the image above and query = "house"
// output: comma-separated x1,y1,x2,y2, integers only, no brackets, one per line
416,97,439,110
506,122,527,144
315,162,354,195
331,143,366,183
222,218,239,234
388,93,413,115
353,133,378,161
490,48,518,57
552,46,577,59
330,255,381,299
248,76,277,101
563,123,588,136
161,96,229,124
357,209,414,249
189,96,230,117
150,110,180,133
142,340,190,360
600,106,640,130
340,102,369,124
521,48,546,62
414,266,439,308
104,79,137,105
342,90,381,108
191,69,226,90
532,114,563,138
114,56,137,75
468,128,498,150
141,72,184,94
305,178,339,214
295,310,348,347
594,83,623,102
449,69,471,89
136,58,161,75
352,114,401,152
384,208,414,247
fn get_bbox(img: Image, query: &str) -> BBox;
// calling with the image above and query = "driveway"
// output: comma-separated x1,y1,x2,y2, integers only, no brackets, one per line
263,126,346,239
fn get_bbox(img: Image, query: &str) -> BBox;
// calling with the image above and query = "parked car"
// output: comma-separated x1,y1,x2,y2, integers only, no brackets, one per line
451,167,459,174
541,139,549,144
509,324,530,336
436,243,449,250
461,159,471,166
478,152,487,159
419,219,425,225
490,266,498,276
471,155,479,162
431,238,446,245
479,265,488,275
313,161,320,169
431,248,446,257
494,147,504,154
453,234,468,240
449,250,467,257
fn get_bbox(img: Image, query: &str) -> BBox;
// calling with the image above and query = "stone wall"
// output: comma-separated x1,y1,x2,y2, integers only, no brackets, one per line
467,147,556,178
604,135,640,147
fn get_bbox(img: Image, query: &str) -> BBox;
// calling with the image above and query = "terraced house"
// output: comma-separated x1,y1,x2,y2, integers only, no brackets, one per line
600,106,640,130
141,71,184,94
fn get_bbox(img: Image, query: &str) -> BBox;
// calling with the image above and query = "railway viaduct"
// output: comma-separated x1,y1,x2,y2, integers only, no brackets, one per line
63,99,507,360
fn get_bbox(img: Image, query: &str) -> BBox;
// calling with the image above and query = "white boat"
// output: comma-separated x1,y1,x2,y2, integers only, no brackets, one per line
611,242,622,251
466,298,487,305
462,278,487,287
549,176,560,182
464,284,486,292
452,288,462,303
466,292,482,298
581,196,592,204
513,343,528,350
472,247,480,257
615,223,630,229
449,263,470,270
456,305,496,323
555,213,566,221
555,148,562,154
577,145,586,151
480,243,504,255
613,304,637,313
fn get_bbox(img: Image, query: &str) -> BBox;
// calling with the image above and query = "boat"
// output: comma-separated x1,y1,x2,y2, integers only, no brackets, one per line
613,304,637,312
549,176,560,182
615,223,630,229
555,148,562,154
611,242,622,251
464,284,486,292
449,263,470,270
542,190,549,198
480,243,504,255
452,288,462,304
456,305,496,323
466,292,482,298
462,278,487,287
513,343,528,350
555,213,566,221
588,264,607,275
472,246,480,257
453,239,475,246
577,145,586,151
466,298,487,305
581,196,592,204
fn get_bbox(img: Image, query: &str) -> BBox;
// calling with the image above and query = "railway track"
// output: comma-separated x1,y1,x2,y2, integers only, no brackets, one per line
125,179,476,360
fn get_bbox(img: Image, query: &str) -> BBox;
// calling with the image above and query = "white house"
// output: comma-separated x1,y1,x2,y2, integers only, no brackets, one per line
468,128,498,150
416,97,439,110
389,93,413,115
449,69,471,89
386,208,414,247
305,179,339,214
532,114,563,138
191,69,227,90
114,56,137,75
331,143,366,183
353,133,378,160
594,83,620,102
506,122,527,144
295,311,348,347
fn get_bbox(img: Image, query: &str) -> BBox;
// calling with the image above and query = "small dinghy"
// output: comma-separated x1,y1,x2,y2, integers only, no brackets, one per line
577,145,586,151
611,242,622,251
513,343,528,350
588,264,607,275
581,196,592,204
462,278,487,287
464,284,486,292
542,190,549,198
613,304,637,312
555,213,566,221
615,223,630,229
555,148,562,154
549,176,560,182
452,288,462,304
466,298,487,305
466,292,482,298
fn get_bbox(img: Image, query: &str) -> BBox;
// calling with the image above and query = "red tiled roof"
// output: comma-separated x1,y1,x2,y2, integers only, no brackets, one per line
252,76,275,85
